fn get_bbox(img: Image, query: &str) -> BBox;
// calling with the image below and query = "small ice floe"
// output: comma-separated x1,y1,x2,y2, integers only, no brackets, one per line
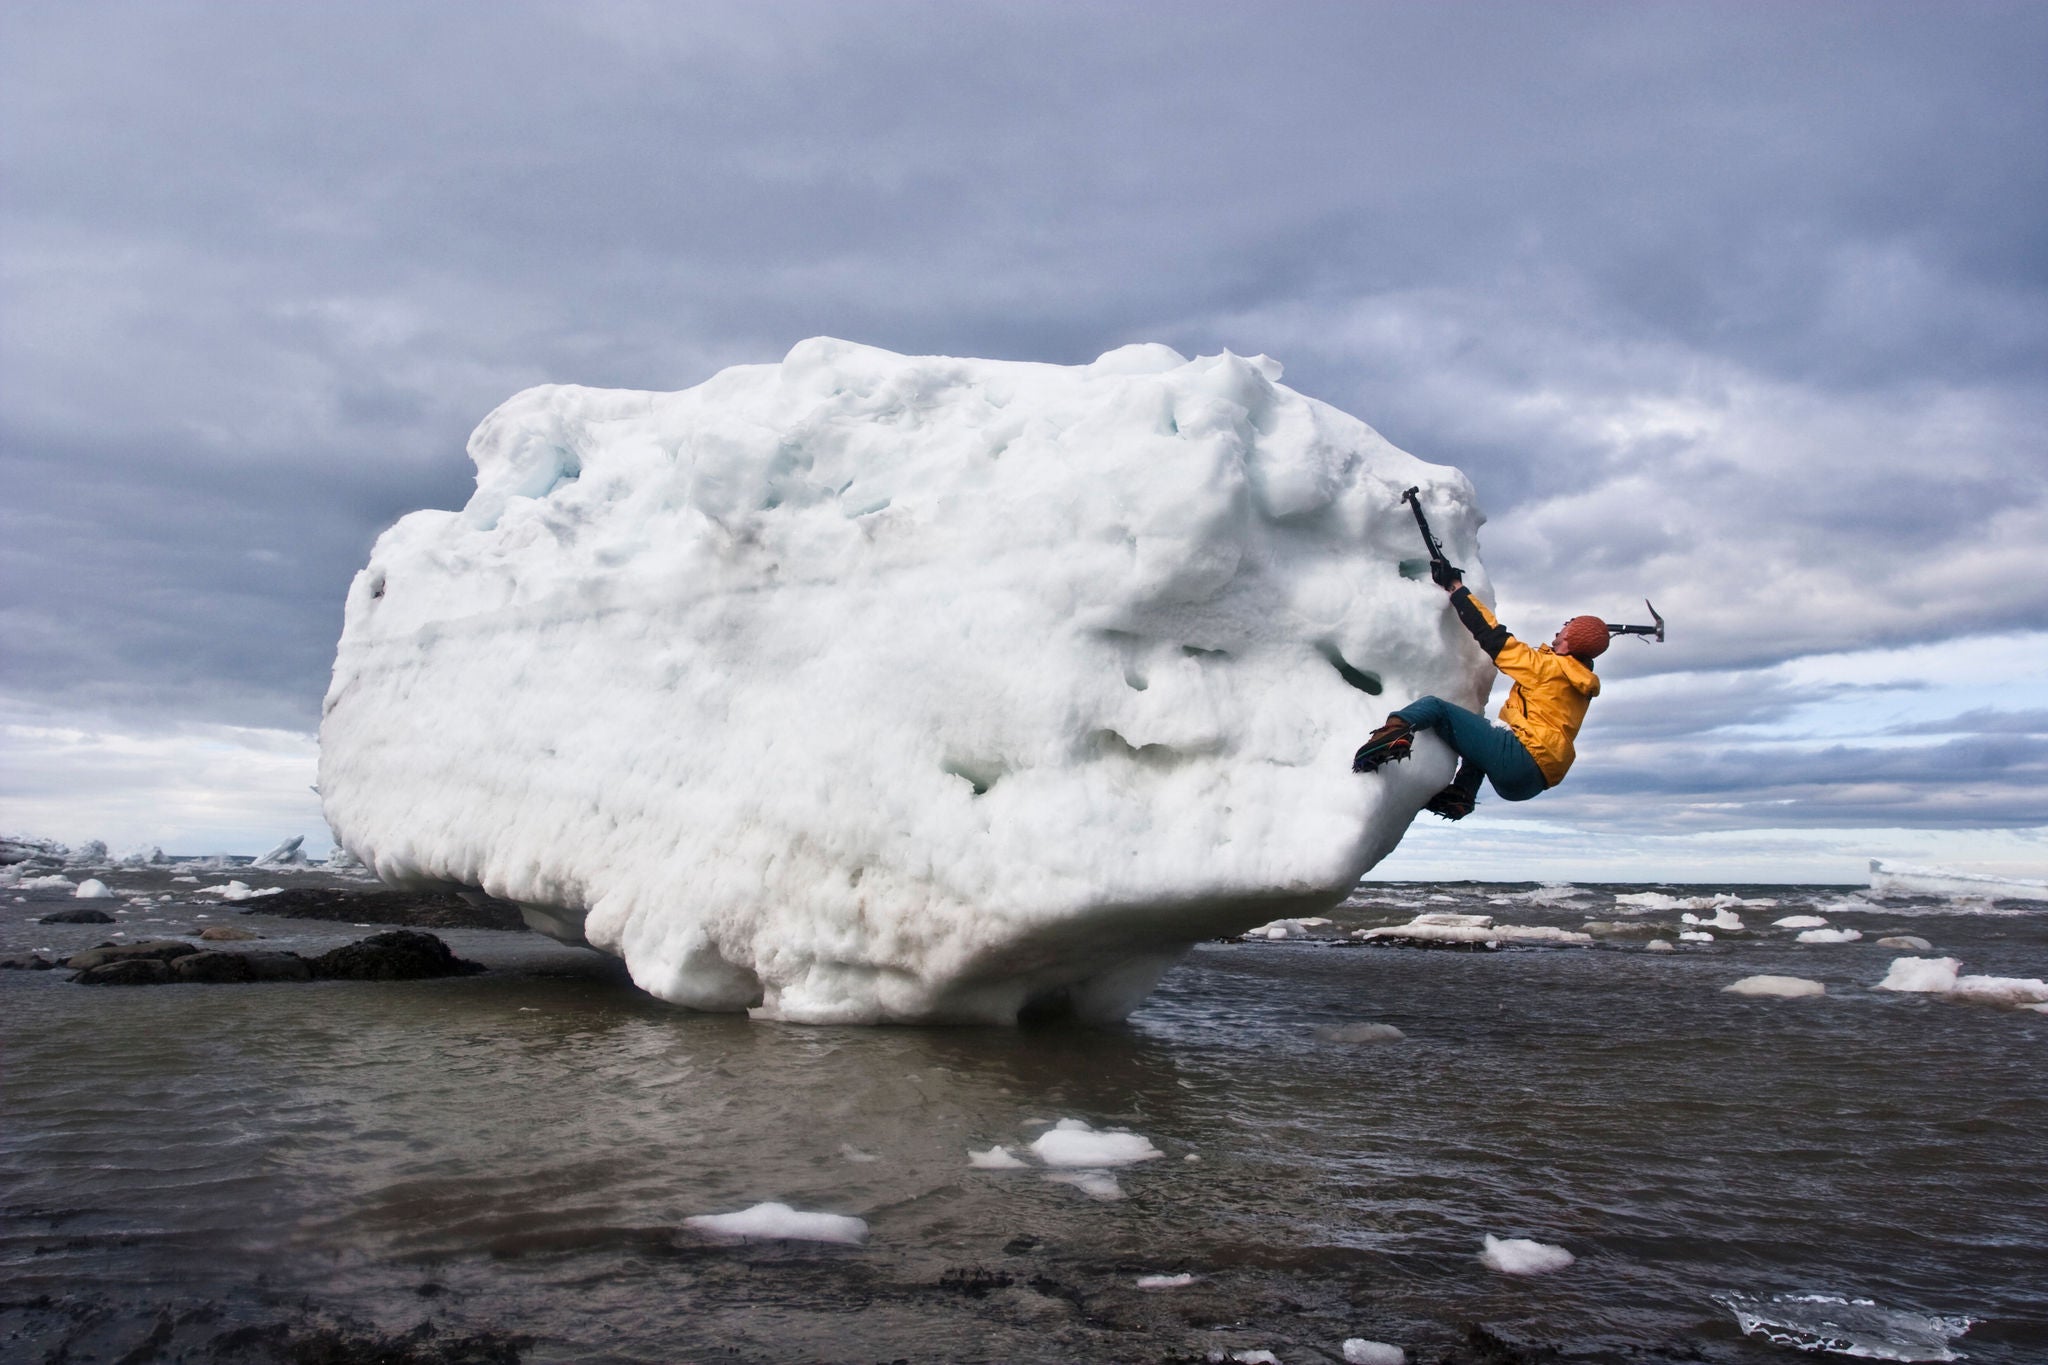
968,1144,1029,1170
1724,975,1826,999
73,879,113,899
1342,1341,1406,1365
1353,913,1590,948
837,1144,879,1164
682,1201,868,1245
198,881,283,901
1486,883,1583,906
1774,915,1829,929
19,875,77,890
252,835,310,867
1645,939,1676,951
1045,1170,1123,1200
1207,1352,1280,1365
1682,908,1744,931
1135,1272,1196,1289
1029,1118,1164,1167
1877,956,2048,1009
1876,935,1932,951
1250,918,1309,940
1313,1022,1406,1045
1615,891,1775,914
1678,931,1714,943
172,875,198,883
1480,1234,1574,1275
1798,927,1863,944
1718,1292,1974,1362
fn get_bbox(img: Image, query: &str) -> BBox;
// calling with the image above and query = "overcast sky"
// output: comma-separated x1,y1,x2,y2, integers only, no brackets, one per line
5,1,2045,881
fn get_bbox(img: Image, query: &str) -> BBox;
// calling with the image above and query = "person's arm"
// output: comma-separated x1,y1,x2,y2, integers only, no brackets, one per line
1446,583,1509,659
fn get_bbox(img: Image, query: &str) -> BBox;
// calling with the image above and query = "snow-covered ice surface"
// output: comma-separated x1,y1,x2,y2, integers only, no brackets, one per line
319,340,1492,1024
1479,1234,1574,1275
1718,1292,1974,1362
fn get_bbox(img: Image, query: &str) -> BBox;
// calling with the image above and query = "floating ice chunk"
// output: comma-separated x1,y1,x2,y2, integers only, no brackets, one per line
1314,1022,1405,1044
1876,936,1932,951
1343,1342,1406,1365
1616,891,1774,913
1136,1272,1196,1289
73,879,113,899
968,1144,1029,1170
1045,1170,1124,1200
1029,1118,1165,1168
1953,973,2048,1006
1251,918,1311,940
1209,1352,1280,1365
22,875,77,890
682,1201,868,1244
252,835,309,868
1797,927,1863,944
1773,915,1829,929
319,339,1494,1025
1878,957,1961,993
172,875,198,883
1724,975,1826,998
1719,1292,1974,1362
837,1144,879,1164
1479,1234,1574,1275
1682,908,1744,930
198,881,282,901
1354,914,1590,946
1678,931,1714,943
1645,939,1675,951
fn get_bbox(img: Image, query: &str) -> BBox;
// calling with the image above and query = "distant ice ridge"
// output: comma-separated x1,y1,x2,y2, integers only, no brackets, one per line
1869,858,2048,902
319,339,1493,1024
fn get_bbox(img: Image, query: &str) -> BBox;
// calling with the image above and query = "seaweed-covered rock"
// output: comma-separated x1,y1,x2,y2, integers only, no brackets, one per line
37,907,118,925
75,957,174,985
66,939,202,970
309,930,481,981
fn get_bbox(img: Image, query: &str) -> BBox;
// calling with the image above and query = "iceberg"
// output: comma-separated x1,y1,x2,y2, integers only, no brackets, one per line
319,339,1493,1023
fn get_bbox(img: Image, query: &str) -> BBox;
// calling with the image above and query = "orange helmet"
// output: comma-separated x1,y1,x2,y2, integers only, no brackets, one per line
1558,615,1610,659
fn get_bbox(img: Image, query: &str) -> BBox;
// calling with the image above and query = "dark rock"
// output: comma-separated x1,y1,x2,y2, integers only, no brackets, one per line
75,957,173,986
171,951,257,984
1,954,56,970
309,930,481,981
66,939,202,970
37,908,117,925
196,924,261,941
242,952,313,982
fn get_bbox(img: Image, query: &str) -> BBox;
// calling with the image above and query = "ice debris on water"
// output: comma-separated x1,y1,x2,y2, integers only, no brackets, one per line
1876,935,1932,951
1679,931,1714,943
252,834,310,867
317,339,1495,1024
1878,956,2048,1008
682,1202,868,1245
1353,912,1590,947
1614,891,1775,914
1775,915,1830,929
73,878,112,899
1343,1342,1407,1365
1029,1118,1165,1168
1136,1272,1196,1289
1682,908,1744,930
1479,1234,1574,1275
1719,1292,1974,1362
1798,927,1863,944
1046,1170,1124,1201
968,1145,1029,1170
1724,975,1826,999
199,881,283,901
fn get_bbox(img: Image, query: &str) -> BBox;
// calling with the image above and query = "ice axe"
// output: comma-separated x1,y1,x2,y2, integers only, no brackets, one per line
1399,486,1463,588
1608,601,1665,643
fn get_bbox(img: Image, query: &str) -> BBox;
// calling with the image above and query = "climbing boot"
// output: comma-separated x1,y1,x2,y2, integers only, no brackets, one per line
1424,784,1476,821
1350,717,1414,773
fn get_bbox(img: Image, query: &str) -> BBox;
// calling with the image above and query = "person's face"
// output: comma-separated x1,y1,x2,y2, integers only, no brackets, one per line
1552,625,1572,655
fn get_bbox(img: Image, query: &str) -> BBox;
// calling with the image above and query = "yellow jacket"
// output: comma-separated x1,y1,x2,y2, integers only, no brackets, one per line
1450,588,1600,787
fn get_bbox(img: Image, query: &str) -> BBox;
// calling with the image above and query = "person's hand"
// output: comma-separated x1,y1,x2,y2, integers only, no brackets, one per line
1430,559,1463,592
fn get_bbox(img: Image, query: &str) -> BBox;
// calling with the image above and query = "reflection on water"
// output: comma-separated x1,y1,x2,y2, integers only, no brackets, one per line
3,879,2045,1362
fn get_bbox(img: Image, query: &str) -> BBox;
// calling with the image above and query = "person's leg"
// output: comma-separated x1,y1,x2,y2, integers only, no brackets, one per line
1395,696,1548,802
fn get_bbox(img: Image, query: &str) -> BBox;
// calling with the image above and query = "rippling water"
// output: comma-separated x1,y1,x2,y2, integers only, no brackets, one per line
4,873,2045,1363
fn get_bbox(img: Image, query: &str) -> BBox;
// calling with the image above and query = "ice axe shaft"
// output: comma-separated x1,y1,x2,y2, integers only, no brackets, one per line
1400,486,1462,584
1607,600,1665,643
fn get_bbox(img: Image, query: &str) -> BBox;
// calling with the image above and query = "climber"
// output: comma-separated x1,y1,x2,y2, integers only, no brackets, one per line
1351,572,1605,820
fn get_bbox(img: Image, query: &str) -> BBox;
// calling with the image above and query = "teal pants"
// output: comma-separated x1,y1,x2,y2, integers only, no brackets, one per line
1393,696,1549,802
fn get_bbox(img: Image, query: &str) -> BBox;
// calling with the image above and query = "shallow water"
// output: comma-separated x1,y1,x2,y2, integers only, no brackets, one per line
4,872,2045,1362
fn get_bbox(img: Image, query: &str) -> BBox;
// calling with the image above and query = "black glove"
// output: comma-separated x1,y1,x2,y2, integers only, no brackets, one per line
1429,557,1464,590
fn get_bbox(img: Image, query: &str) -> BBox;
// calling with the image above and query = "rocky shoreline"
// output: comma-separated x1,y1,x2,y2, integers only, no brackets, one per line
3,928,482,985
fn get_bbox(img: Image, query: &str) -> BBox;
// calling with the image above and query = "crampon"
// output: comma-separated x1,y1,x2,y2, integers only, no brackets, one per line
1424,785,1476,820
1350,717,1414,773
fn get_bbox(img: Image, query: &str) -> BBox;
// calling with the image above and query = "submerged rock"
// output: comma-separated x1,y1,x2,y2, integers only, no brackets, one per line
37,907,117,925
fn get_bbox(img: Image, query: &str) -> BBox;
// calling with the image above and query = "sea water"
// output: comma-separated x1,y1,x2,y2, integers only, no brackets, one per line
3,872,2044,1362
